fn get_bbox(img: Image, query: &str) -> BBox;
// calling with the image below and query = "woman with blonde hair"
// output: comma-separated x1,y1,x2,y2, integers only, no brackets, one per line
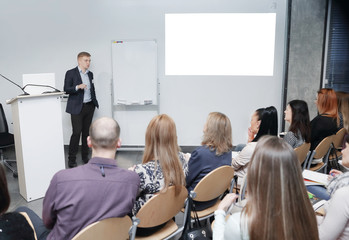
214,136,318,240
186,112,233,210
338,92,349,146
131,114,186,216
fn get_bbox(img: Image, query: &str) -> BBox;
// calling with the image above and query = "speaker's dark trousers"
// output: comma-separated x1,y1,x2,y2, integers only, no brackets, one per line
68,102,95,162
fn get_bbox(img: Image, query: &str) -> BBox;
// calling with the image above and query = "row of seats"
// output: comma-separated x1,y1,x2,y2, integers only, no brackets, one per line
20,166,234,240
295,128,346,173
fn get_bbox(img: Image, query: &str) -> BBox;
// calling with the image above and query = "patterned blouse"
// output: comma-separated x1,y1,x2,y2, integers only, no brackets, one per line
132,152,188,215
283,130,304,148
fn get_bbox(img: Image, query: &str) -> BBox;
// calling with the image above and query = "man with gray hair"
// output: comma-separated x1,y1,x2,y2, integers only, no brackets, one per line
17,117,140,240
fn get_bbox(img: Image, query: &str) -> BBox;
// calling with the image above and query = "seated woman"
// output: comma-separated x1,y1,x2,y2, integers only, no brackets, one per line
213,136,318,240
233,108,264,152
0,164,36,240
337,91,349,148
232,106,278,183
186,112,232,210
310,88,340,151
307,96,349,200
283,100,311,148
317,137,349,239
335,91,349,129
130,114,186,235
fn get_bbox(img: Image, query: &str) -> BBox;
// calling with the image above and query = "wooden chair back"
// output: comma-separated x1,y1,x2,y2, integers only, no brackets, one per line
193,165,235,202
333,128,346,149
294,142,310,164
313,135,334,159
136,185,187,228
72,216,132,240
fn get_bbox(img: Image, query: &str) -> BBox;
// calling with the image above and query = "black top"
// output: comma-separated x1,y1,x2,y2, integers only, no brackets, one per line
0,212,35,240
310,114,337,150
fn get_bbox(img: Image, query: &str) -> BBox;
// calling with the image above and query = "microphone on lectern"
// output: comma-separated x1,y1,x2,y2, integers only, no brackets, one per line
0,73,30,96
22,84,62,94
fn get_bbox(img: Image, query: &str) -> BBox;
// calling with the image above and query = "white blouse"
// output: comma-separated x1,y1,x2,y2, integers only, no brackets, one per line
213,209,249,240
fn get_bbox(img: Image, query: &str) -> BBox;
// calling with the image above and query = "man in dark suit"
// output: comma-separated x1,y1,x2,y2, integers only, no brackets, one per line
64,52,99,168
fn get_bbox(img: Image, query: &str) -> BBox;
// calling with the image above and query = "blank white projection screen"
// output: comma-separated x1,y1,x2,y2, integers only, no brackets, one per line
165,13,276,76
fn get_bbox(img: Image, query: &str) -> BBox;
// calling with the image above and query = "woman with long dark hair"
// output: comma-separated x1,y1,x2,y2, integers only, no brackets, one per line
232,106,278,183
284,100,311,148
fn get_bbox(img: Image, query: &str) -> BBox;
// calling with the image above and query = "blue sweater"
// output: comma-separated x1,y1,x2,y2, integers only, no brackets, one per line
186,145,232,192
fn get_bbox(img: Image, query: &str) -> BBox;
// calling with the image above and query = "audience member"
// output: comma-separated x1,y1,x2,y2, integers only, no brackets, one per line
335,91,348,129
232,106,278,183
307,93,349,199
247,108,265,143
130,114,186,215
17,117,140,240
186,112,232,210
233,108,264,152
0,164,10,215
214,136,318,240
339,92,349,147
129,114,186,236
317,137,349,239
0,212,36,240
310,88,339,151
283,100,311,148
0,164,35,240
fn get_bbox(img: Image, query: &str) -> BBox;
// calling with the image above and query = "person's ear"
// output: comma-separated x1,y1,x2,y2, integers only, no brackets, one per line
116,138,122,149
256,120,261,129
87,136,92,148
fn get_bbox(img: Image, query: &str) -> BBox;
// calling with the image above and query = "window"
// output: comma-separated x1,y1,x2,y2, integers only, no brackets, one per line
325,0,349,92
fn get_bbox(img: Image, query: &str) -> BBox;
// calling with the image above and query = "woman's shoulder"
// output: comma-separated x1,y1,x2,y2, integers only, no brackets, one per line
334,185,349,197
285,131,296,137
226,212,249,239
313,114,336,122
191,145,214,157
243,142,257,151
135,160,159,172
311,114,330,122
327,172,349,195
284,131,297,141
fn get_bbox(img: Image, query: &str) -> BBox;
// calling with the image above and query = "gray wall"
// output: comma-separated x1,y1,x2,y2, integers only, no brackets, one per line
286,0,328,123
0,0,288,146
0,0,329,145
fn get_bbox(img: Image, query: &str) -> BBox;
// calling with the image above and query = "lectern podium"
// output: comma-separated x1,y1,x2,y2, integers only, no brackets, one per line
7,93,65,201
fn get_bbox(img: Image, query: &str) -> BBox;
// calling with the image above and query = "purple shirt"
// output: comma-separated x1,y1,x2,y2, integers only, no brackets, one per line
42,157,140,240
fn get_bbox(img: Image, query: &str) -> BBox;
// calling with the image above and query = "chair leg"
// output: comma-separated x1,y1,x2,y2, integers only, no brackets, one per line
0,149,18,177
307,151,316,170
129,217,140,240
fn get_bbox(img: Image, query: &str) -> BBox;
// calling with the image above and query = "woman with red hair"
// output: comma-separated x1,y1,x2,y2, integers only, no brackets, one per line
310,88,340,151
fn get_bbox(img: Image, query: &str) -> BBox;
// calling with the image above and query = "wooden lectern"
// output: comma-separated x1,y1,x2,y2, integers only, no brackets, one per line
7,92,65,201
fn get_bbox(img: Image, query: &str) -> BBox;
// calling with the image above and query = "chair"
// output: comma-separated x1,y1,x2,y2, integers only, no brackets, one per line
305,135,334,173
188,166,235,221
294,142,311,170
0,103,17,177
329,128,347,161
72,216,133,240
134,185,187,240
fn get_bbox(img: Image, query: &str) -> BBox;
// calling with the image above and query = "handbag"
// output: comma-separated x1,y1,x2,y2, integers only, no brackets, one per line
180,195,211,240
328,146,341,171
